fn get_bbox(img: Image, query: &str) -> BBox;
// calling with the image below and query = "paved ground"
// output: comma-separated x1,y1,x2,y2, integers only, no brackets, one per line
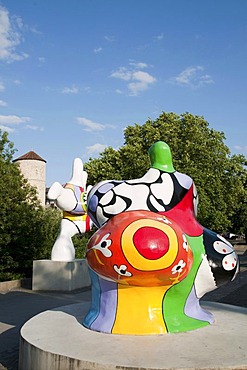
0,245,247,370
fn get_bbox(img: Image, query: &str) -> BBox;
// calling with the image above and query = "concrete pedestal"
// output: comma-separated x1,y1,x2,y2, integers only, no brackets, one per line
32,259,91,291
19,301,247,370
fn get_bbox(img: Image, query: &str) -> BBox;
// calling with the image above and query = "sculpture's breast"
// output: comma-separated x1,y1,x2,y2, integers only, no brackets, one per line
86,210,194,287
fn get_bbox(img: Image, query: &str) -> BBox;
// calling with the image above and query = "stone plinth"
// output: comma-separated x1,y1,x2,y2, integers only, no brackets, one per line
32,259,91,291
19,301,247,370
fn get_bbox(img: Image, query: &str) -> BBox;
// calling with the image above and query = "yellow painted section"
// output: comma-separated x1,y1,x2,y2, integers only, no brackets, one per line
63,211,87,222
64,183,74,191
121,219,178,270
112,284,171,335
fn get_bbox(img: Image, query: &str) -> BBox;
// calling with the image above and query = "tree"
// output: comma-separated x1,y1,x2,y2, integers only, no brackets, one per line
0,130,61,281
73,227,97,259
85,112,247,235
230,173,247,243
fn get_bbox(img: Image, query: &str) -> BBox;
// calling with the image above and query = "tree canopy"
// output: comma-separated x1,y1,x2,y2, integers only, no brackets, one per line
0,130,61,281
1,112,246,281
85,112,247,235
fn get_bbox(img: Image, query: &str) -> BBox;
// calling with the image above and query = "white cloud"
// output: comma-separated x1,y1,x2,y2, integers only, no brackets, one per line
0,125,14,132
86,143,107,155
38,56,46,64
77,116,116,131
111,67,132,81
0,115,31,125
84,86,91,93
61,85,79,94
104,35,114,42
111,62,156,96
94,47,102,54
115,89,123,94
0,5,29,63
170,66,214,88
76,116,105,131
0,81,5,91
0,99,7,106
128,71,156,96
13,79,21,85
25,124,44,131
129,61,147,69
0,115,43,133
132,71,156,83
154,33,164,40
0,115,31,132
29,26,42,35
234,145,247,153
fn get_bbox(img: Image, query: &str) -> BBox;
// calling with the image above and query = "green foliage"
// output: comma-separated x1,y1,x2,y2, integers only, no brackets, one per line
85,112,247,235
230,172,247,242
73,226,97,259
1,111,246,281
0,130,16,162
86,147,123,184
37,207,62,259
0,130,61,281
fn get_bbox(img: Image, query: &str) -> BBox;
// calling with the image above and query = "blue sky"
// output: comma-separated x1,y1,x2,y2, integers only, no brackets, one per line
0,0,246,187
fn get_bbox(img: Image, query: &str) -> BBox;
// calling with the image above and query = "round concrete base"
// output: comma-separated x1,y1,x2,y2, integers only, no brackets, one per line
19,301,247,370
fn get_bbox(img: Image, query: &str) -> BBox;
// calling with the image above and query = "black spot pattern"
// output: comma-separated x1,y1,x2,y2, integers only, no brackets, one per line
203,228,238,286
88,170,189,227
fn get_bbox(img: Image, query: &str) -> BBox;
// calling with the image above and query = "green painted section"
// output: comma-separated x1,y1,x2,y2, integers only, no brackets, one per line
148,141,175,173
162,235,210,333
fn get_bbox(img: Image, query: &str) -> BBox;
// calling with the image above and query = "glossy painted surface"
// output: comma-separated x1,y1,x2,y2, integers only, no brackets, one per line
86,211,193,287
83,141,239,334
47,158,92,261
48,141,239,333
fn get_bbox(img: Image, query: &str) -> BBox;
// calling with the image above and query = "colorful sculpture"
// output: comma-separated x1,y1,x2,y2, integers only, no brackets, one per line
47,158,92,261
48,141,239,334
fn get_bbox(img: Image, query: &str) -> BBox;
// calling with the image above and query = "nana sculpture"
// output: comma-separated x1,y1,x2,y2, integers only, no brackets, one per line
47,158,92,261
48,141,239,335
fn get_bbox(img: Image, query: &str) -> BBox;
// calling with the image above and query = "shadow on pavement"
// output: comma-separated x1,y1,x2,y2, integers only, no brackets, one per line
0,288,91,370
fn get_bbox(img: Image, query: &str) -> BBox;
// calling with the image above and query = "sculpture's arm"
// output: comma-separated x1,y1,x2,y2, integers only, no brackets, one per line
48,158,88,211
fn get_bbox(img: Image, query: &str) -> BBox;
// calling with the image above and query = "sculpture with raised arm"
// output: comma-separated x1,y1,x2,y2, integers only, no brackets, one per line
47,158,92,261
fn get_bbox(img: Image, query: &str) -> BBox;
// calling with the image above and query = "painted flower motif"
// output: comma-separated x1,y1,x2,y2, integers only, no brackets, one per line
182,234,189,252
90,233,112,257
113,264,132,277
172,260,186,274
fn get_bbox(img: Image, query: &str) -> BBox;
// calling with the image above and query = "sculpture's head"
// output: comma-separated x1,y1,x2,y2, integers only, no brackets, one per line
148,141,175,172
86,210,193,287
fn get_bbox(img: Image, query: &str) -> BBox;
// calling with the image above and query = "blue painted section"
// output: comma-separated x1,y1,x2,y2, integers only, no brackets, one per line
82,269,101,328
91,277,117,333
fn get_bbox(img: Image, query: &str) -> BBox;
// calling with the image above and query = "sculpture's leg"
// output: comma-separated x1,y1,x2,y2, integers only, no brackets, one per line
83,272,171,335
83,269,118,333
112,284,169,335
51,219,78,261
163,235,213,333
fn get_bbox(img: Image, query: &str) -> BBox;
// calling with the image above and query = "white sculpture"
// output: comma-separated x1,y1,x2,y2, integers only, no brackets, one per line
47,158,92,261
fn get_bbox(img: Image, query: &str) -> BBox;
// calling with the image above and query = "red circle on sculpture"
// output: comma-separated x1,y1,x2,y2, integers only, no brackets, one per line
133,226,169,260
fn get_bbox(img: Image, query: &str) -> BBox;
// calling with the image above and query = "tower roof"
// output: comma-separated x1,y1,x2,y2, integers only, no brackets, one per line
13,151,47,163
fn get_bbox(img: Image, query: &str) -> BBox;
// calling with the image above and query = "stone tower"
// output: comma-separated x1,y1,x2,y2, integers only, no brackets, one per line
13,151,47,207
